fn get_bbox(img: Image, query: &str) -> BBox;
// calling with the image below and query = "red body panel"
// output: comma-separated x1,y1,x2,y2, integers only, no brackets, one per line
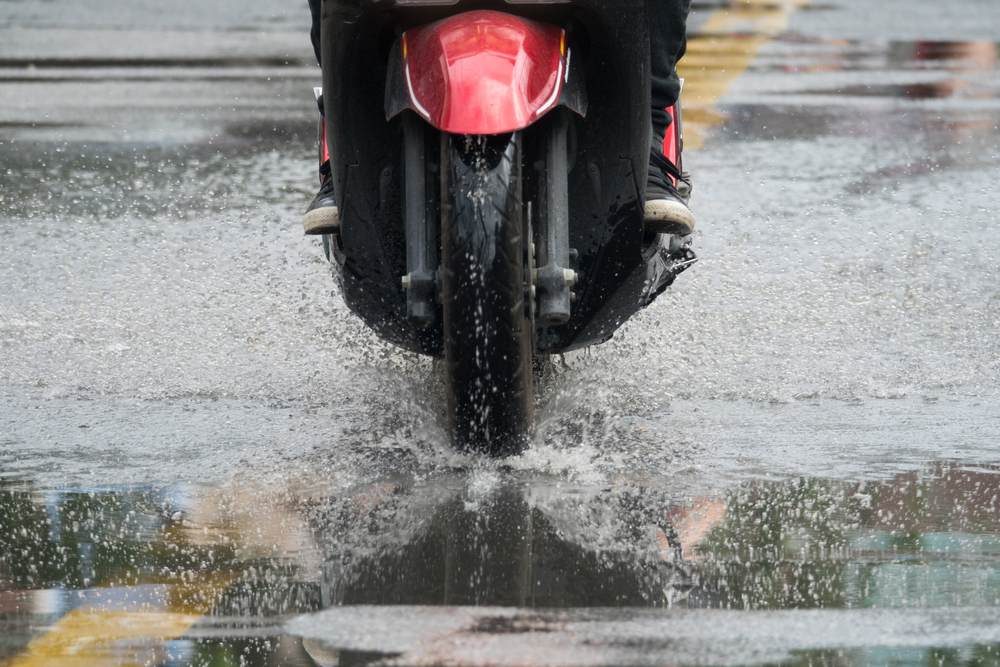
403,10,565,135
662,104,681,184
321,116,330,168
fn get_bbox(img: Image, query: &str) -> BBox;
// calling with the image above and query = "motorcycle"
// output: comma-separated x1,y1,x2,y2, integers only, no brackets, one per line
313,0,696,456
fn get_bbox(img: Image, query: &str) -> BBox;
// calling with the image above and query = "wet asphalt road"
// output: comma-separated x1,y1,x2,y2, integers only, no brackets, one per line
2,0,1000,665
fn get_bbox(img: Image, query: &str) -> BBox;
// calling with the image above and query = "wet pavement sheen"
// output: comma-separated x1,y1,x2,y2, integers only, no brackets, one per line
3,0,1000,665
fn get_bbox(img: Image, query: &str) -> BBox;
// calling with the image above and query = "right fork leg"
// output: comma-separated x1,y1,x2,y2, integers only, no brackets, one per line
401,111,438,327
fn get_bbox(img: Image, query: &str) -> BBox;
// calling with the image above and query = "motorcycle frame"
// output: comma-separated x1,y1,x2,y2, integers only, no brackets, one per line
319,0,683,357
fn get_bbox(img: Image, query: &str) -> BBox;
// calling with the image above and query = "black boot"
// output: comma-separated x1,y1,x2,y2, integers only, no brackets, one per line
644,149,694,236
303,160,339,235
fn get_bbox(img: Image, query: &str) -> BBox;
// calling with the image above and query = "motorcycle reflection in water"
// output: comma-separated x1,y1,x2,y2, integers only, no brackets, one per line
301,476,701,666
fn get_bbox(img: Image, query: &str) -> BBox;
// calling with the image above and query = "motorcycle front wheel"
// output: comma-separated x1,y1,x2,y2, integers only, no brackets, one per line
440,132,533,456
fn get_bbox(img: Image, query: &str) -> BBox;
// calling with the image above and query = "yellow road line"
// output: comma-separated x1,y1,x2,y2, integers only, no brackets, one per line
679,0,809,148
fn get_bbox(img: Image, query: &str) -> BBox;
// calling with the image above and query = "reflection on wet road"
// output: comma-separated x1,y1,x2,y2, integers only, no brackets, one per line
5,463,1000,664
3,0,1000,665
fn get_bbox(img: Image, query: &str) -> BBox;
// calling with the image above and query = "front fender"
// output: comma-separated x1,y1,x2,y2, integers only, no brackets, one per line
385,10,585,135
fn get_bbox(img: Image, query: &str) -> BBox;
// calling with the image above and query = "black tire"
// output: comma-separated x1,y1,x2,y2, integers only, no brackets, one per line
441,132,533,456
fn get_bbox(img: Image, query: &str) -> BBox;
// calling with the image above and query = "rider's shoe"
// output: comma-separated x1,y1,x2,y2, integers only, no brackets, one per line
303,160,339,235
644,150,695,236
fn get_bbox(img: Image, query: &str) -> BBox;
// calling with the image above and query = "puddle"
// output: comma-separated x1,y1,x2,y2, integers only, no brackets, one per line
783,40,999,100
4,461,1000,665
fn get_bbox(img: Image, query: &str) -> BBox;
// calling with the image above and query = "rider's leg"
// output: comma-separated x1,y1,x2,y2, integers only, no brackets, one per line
650,0,690,148
309,0,321,67
646,0,695,236
303,0,340,235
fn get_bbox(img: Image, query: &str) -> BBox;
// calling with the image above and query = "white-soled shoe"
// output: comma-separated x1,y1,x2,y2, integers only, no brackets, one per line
645,150,694,236
303,161,340,235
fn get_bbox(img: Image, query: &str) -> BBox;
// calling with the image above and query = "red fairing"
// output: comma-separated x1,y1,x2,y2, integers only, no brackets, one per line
320,116,330,167
662,105,681,185
403,11,565,135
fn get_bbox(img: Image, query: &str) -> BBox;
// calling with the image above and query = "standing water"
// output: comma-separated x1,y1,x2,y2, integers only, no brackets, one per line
2,0,1000,665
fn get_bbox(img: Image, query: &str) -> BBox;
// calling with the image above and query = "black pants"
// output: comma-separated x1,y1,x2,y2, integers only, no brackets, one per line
649,0,691,148
308,0,689,150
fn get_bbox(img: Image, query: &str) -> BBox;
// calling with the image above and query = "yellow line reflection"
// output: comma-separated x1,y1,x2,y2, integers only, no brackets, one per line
4,575,237,667
1,483,318,667
5,610,201,667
